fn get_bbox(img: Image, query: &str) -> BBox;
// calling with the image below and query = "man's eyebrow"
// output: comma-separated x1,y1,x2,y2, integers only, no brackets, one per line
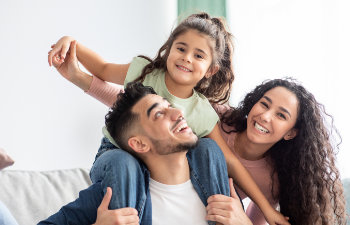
263,96,291,117
147,103,158,118
175,42,207,56
146,98,168,118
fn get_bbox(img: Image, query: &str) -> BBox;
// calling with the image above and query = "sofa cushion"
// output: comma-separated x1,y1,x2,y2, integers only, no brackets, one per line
0,168,91,225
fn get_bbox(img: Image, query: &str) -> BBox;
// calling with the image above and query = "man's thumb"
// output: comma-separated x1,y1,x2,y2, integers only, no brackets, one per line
99,187,112,210
229,178,239,199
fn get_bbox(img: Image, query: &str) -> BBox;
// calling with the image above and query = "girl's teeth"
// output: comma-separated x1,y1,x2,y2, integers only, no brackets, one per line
178,65,190,72
255,122,269,133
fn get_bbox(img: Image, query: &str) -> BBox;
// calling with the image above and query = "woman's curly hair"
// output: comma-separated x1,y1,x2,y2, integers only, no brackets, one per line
220,78,347,225
135,12,234,104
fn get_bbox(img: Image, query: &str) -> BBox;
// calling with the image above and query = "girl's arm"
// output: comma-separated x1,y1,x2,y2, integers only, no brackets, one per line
51,40,124,107
49,36,130,85
207,124,290,225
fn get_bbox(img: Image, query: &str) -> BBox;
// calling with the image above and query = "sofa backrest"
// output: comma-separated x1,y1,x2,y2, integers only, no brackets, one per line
0,168,91,225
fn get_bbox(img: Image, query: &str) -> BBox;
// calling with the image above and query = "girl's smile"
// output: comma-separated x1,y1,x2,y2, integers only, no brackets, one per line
165,29,216,98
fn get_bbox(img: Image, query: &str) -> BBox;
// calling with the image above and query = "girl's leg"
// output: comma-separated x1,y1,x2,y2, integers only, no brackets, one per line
90,137,148,219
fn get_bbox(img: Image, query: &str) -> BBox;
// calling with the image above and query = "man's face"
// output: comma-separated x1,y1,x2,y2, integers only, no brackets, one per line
132,94,198,154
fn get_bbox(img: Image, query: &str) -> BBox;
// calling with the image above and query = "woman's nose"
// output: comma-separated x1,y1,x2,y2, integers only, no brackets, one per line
260,111,272,123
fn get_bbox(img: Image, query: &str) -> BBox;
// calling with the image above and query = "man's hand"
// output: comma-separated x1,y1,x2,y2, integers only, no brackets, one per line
206,178,253,225
93,187,139,225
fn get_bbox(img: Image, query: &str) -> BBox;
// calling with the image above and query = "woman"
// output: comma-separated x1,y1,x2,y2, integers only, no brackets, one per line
218,78,347,224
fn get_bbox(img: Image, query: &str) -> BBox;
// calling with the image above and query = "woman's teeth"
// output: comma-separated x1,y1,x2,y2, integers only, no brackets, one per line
255,122,269,133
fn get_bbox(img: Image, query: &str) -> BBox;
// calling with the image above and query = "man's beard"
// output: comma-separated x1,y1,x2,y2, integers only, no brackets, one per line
150,137,199,155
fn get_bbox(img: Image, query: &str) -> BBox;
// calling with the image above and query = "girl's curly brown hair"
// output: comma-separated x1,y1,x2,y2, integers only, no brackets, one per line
220,78,347,225
135,12,234,104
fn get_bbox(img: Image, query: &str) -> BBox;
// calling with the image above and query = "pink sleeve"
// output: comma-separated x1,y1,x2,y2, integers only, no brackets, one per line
85,76,124,108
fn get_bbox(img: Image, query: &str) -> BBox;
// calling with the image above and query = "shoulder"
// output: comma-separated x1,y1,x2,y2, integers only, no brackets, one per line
128,56,150,73
212,104,231,117
124,56,151,86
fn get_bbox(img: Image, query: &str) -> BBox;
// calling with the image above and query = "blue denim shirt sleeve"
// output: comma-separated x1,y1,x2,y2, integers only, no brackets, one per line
37,183,104,225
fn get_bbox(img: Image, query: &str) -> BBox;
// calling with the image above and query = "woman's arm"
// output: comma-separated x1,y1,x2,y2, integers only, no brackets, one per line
207,124,290,225
49,36,130,85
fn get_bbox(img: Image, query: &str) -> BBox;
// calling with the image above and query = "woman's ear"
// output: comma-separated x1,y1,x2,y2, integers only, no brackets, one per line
205,65,220,78
128,136,150,154
283,128,298,140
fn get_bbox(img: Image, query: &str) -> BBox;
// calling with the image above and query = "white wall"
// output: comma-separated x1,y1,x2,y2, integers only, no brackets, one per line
227,0,350,178
1,0,349,179
0,0,177,171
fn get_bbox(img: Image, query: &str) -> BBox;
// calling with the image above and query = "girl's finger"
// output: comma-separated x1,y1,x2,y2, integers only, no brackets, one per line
60,42,70,60
48,48,60,66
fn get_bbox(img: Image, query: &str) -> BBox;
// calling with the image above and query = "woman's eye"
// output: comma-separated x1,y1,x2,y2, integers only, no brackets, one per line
277,113,286,120
260,101,268,108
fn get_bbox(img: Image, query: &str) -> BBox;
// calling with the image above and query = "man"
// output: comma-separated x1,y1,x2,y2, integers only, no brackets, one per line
39,82,252,225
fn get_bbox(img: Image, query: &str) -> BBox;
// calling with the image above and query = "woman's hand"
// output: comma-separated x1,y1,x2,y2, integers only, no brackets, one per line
206,178,253,225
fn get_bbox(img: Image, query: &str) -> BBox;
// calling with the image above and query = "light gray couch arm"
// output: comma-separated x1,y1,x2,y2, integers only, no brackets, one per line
0,168,91,225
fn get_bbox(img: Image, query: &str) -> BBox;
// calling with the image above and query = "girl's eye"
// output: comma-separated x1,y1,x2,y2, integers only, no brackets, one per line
195,54,203,59
177,47,185,52
277,113,286,120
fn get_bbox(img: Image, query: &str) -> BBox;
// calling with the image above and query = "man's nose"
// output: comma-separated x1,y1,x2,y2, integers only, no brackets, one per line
170,107,184,121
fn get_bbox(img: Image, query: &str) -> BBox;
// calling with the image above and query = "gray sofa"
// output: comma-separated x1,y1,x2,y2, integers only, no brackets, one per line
0,169,91,225
0,169,349,225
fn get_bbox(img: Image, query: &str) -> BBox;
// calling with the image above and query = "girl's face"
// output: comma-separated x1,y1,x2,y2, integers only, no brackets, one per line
246,87,299,147
165,29,217,92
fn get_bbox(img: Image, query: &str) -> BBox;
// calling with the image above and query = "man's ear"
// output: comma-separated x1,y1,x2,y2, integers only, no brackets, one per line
205,65,220,79
128,136,150,154
283,128,298,141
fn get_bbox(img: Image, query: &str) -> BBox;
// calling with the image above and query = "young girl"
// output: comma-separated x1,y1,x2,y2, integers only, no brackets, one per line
49,13,289,224
217,78,347,224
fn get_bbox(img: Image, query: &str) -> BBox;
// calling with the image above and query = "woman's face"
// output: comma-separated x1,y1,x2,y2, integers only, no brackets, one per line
246,86,299,146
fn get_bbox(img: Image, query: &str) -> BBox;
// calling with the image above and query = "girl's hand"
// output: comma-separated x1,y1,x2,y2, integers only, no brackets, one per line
206,178,252,225
48,36,75,67
50,40,80,81
264,207,290,225
49,40,92,91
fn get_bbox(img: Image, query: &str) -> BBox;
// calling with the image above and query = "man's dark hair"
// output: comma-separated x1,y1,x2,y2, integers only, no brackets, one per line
105,82,157,152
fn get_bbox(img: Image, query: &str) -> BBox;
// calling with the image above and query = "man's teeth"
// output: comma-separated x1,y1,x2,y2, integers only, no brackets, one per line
175,124,187,133
255,122,269,133
177,65,190,72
